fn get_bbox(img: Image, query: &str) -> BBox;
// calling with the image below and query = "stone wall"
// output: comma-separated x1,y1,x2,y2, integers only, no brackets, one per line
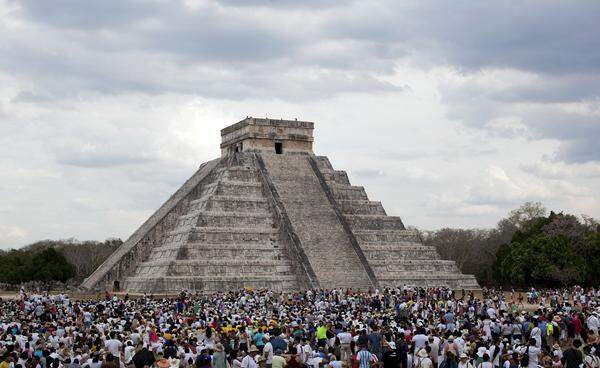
259,152,374,290
81,158,222,290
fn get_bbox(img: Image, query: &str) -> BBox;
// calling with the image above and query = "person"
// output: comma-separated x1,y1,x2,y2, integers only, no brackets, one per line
131,347,155,368
271,350,287,368
337,328,353,364
297,339,312,365
368,326,383,360
195,349,212,368
262,336,274,368
561,339,583,368
104,333,122,367
458,354,473,368
587,312,599,336
123,341,135,366
382,345,399,368
212,344,227,368
357,345,377,368
242,346,260,368
317,322,328,348
416,349,432,368
329,355,343,368
521,338,540,368
477,354,492,368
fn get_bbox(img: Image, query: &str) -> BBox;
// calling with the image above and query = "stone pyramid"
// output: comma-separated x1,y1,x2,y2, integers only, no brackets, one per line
82,118,479,292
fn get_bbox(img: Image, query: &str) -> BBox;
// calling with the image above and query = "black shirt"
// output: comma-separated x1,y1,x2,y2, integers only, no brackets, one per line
562,348,583,368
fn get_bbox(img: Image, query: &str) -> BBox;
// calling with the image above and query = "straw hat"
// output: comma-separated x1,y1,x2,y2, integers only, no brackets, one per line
215,343,224,352
248,345,259,353
157,359,170,368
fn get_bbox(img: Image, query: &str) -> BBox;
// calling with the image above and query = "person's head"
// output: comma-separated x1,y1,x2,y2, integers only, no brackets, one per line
528,338,536,346
482,353,490,362
459,354,468,362
573,339,582,348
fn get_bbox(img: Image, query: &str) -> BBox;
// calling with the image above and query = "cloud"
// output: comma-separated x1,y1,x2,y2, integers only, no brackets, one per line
1,0,600,246
0,225,27,246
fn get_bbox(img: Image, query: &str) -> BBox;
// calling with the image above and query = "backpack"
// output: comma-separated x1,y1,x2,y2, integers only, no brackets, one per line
520,347,529,367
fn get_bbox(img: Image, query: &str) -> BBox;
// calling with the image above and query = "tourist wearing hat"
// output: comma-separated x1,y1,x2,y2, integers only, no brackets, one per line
212,344,227,368
169,358,181,368
242,346,260,368
458,353,473,368
417,348,432,368
263,336,274,368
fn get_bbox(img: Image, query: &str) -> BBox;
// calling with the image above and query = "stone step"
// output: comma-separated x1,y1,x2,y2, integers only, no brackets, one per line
135,259,293,277
338,200,386,215
204,195,269,213
216,180,264,197
223,166,260,182
181,247,285,260
345,214,404,230
320,169,350,185
377,274,480,289
353,229,421,243
360,243,435,251
329,184,368,200
184,242,280,250
370,259,458,273
197,211,273,228
124,274,298,293
148,242,285,261
363,247,441,261
229,153,258,168
314,156,333,170
188,226,278,244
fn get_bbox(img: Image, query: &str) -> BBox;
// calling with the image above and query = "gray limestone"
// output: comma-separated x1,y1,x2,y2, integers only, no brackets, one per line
82,117,480,292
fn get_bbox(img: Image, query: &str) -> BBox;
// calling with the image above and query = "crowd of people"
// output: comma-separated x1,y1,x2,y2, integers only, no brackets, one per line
0,286,598,368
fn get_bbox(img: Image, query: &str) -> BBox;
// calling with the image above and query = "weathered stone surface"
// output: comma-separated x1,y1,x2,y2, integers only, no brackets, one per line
82,118,480,292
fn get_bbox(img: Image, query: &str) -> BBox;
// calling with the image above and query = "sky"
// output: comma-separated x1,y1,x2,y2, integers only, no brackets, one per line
1,0,599,249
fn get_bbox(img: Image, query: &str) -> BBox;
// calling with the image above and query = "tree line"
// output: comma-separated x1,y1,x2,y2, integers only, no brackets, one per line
1,202,598,287
423,202,600,287
0,238,121,285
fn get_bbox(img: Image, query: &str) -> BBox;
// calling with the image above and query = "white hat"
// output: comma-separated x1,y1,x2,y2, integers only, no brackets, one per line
418,349,429,358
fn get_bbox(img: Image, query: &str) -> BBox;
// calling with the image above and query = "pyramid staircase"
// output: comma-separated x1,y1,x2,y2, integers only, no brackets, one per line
124,154,299,292
312,156,480,289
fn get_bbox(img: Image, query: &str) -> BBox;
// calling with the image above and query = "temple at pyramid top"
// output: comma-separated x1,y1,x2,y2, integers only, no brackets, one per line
82,116,479,293
221,117,314,156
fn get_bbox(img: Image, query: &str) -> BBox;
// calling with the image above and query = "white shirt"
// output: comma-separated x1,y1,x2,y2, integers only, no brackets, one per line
105,339,122,357
263,342,274,364
337,332,352,344
413,334,428,349
241,355,258,368
527,346,541,368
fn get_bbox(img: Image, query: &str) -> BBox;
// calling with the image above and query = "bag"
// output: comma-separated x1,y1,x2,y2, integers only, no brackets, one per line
520,347,529,367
